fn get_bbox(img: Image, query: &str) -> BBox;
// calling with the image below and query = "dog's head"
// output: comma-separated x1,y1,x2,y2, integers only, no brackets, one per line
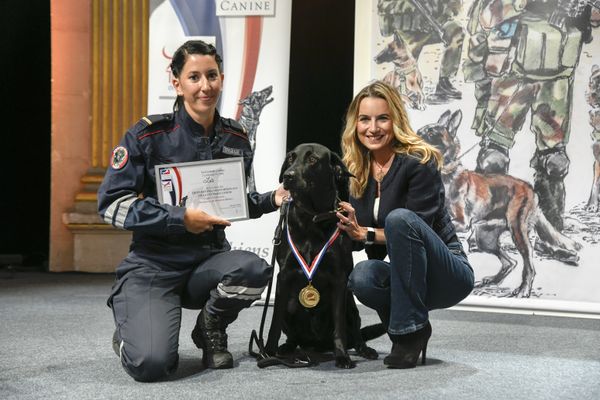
279,143,352,211
416,110,462,167
586,64,600,109
239,85,274,110
374,32,408,65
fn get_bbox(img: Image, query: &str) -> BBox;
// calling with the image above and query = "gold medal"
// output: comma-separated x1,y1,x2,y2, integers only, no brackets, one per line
299,282,320,308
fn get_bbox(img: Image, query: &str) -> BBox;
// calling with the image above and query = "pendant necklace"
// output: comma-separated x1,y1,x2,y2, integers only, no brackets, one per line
373,153,395,183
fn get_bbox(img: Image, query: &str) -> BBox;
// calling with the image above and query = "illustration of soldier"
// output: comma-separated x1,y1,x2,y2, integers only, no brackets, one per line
376,0,465,103
463,0,600,232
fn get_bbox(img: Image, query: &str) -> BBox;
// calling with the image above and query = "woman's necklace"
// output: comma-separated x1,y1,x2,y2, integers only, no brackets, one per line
373,153,395,183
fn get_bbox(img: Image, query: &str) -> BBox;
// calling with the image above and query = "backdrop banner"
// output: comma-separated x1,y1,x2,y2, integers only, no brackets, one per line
355,0,600,316
148,0,291,294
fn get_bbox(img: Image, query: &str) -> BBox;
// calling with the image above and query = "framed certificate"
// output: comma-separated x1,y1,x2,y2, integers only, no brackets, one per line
155,158,249,221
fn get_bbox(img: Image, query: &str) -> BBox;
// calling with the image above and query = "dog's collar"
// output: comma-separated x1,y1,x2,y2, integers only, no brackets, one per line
441,161,461,177
288,197,342,223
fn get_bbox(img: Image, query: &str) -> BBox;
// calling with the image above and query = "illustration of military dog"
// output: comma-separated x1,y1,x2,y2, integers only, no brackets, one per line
417,110,582,298
586,65,600,211
374,33,426,110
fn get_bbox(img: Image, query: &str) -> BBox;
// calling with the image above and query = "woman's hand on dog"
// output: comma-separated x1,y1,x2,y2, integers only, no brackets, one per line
184,208,231,234
336,201,367,242
273,184,290,207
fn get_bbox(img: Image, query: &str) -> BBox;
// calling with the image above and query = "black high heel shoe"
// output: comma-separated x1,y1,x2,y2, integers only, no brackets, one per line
383,321,432,369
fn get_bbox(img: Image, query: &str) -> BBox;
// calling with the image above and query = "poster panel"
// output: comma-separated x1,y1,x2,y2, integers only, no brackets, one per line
355,0,600,316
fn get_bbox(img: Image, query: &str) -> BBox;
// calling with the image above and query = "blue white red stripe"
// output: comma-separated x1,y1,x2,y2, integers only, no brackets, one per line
286,225,341,281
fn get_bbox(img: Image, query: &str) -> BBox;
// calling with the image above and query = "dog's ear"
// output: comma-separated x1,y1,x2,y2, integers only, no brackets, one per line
330,151,353,201
448,110,463,138
279,153,290,183
415,125,427,141
437,110,452,127
592,64,599,73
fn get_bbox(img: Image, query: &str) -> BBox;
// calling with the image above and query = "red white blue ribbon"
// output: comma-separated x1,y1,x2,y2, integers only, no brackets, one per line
286,225,341,281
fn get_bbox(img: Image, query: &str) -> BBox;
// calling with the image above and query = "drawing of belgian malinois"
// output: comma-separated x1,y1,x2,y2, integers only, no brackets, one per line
586,65,600,212
374,33,426,111
238,86,274,192
417,110,582,298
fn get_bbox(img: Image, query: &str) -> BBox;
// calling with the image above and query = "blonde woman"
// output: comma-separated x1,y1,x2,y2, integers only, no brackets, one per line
336,81,474,369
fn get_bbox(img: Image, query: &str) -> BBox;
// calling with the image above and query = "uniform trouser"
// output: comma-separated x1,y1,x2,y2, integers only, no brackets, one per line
483,74,573,150
108,249,272,382
348,209,474,336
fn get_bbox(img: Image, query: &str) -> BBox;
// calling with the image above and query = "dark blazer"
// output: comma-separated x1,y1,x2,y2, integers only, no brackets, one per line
350,153,457,260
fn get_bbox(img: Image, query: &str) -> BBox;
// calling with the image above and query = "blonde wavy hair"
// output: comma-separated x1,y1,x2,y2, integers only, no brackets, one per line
341,80,442,198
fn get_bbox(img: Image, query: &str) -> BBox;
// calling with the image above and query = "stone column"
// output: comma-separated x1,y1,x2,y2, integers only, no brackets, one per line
56,0,149,272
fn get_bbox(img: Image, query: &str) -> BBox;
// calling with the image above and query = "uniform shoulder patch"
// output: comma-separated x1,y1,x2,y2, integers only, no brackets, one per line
138,114,173,128
132,113,175,138
111,146,129,169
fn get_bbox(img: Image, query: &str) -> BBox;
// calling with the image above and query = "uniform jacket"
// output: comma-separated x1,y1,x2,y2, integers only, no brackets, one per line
97,107,276,257
351,153,457,260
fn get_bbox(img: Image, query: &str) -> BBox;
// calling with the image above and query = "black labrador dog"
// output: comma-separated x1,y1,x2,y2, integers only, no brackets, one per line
264,143,382,368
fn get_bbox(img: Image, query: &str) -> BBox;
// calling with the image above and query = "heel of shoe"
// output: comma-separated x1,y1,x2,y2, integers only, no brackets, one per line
384,321,432,369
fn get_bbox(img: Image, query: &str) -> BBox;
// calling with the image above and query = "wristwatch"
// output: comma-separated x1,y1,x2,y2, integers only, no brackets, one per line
365,227,375,245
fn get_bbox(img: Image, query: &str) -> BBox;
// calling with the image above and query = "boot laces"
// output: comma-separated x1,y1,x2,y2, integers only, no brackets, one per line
202,312,229,352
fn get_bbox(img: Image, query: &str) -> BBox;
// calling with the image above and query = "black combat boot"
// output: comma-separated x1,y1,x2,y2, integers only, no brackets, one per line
191,307,234,369
534,171,566,232
531,147,570,232
435,77,462,99
475,141,510,174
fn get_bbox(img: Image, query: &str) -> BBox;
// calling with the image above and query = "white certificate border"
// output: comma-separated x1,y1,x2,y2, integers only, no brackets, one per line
154,157,250,222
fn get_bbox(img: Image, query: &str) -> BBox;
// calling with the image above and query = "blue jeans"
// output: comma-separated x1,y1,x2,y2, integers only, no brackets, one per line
348,209,474,335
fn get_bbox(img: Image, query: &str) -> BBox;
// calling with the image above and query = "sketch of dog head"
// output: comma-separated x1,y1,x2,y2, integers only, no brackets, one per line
239,85,274,113
416,110,463,167
373,33,414,67
586,65,600,109
279,143,352,210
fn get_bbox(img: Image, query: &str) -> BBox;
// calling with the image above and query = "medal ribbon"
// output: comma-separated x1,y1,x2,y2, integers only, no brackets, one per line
286,226,341,281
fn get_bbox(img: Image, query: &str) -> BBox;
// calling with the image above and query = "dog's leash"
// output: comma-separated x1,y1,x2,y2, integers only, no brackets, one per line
248,198,317,368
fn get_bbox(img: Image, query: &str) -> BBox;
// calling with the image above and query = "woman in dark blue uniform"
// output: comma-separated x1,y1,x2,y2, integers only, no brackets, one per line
98,40,287,382
335,80,474,369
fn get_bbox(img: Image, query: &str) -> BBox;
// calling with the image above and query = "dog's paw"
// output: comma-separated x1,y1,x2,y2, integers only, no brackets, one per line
262,345,278,358
355,344,379,360
335,356,356,369
476,275,501,287
276,342,297,356
510,285,531,298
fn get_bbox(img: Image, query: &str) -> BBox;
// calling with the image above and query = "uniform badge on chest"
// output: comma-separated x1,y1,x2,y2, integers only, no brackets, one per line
222,146,243,156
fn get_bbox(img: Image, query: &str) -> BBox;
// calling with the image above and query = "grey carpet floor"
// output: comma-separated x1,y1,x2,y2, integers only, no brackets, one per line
1,270,599,400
